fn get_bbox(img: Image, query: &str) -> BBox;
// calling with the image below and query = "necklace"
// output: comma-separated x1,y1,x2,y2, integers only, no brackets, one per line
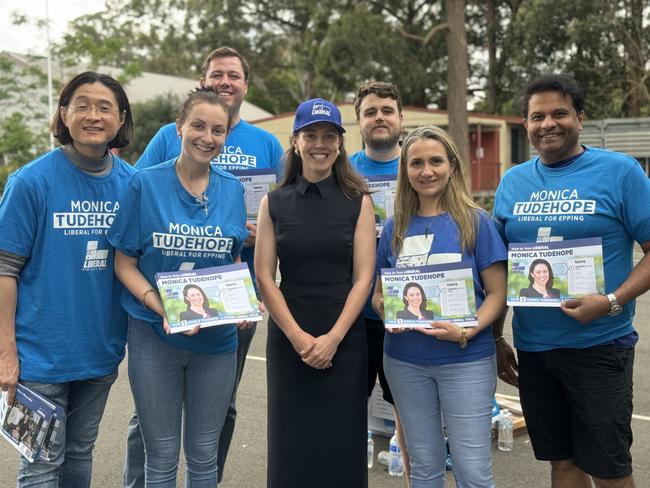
421,215,437,240
177,163,210,215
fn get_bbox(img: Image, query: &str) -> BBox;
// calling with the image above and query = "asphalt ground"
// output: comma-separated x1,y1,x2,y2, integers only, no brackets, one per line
2,296,650,487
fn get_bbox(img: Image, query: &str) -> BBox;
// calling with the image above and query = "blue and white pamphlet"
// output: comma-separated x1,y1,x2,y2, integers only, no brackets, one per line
380,262,478,328
155,263,263,334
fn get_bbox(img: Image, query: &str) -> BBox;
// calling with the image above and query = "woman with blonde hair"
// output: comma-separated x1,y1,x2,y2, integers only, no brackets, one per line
372,125,507,487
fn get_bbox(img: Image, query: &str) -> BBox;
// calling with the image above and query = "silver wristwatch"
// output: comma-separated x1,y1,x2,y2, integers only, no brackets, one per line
605,293,623,317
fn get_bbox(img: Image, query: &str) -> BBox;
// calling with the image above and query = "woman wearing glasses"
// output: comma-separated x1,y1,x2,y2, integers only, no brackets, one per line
0,71,134,487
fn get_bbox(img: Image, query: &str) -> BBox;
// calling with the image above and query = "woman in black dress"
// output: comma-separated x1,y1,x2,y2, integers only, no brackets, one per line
255,98,376,488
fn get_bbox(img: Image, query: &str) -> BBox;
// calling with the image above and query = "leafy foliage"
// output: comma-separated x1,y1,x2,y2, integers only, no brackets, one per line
119,93,181,164
0,53,51,191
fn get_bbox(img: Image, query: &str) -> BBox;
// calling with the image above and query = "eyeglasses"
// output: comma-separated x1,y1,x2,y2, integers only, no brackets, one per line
64,104,122,117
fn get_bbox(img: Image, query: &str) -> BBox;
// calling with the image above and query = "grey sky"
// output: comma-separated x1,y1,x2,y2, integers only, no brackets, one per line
0,0,104,56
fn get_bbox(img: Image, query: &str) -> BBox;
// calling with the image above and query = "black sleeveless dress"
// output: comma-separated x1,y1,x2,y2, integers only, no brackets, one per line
266,174,368,488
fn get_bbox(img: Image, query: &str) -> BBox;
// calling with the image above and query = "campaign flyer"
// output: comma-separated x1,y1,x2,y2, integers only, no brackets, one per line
380,262,478,328
366,175,397,236
155,263,262,334
507,237,605,307
230,168,277,222
1,384,58,463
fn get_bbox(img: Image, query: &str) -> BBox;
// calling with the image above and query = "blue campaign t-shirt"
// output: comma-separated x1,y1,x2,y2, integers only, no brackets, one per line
350,150,399,321
350,150,399,177
493,147,650,352
107,160,248,353
0,148,135,383
376,210,507,365
135,120,284,286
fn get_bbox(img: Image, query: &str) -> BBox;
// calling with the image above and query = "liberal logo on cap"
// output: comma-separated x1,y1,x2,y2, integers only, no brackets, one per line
311,102,331,117
293,98,345,134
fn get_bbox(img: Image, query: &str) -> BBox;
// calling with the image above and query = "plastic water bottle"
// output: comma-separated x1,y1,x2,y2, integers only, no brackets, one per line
367,431,374,468
498,409,513,452
388,430,404,477
377,450,390,466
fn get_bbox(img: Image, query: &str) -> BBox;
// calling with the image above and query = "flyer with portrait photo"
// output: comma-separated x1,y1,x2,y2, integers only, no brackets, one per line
507,237,605,307
380,262,478,328
1,384,58,463
230,168,277,223
155,263,263,334
366,175,397,236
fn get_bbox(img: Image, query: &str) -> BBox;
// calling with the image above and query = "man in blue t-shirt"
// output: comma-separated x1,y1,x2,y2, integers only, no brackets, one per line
125,47,283,487
493,74,650,487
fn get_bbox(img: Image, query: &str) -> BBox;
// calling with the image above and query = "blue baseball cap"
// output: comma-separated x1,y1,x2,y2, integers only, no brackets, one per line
293,98,345,134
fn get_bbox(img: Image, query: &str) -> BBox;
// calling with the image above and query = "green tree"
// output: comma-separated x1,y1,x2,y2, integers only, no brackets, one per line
500,0,650,118
55,0,452,110
0,113,48,166
119,93,181,164
0,53,52,192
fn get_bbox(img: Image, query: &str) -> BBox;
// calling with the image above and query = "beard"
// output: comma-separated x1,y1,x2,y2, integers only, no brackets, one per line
364,129,401,152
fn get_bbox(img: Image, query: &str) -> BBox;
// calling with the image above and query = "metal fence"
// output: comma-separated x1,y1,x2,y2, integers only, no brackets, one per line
531,117,650,175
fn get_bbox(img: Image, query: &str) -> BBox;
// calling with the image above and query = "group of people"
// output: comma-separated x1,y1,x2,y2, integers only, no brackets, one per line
0,43,646,488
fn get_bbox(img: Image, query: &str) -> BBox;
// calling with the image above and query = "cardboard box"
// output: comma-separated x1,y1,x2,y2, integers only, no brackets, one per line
368,383,395,437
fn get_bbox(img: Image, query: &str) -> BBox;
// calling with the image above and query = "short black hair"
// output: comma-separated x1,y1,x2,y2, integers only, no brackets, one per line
521,74,585,119
51,71,133,149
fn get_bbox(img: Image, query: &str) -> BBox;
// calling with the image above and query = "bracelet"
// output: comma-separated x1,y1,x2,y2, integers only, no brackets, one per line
140,288,159,309
458,328,469,350
494,336,505,343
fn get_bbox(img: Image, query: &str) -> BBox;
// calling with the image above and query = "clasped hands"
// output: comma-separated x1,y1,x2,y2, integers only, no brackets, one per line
293,330,341,370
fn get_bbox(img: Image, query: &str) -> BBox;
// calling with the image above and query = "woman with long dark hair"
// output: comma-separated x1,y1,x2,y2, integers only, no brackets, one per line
396,282,434,320
179,284,218,320
519,258,561,298
255,98,376,487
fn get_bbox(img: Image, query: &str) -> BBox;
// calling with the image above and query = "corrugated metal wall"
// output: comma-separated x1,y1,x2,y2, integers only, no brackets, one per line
530,118,650,171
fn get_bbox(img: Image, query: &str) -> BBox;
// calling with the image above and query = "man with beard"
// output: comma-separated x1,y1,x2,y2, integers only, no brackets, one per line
126,46,283,487
350,81,411,480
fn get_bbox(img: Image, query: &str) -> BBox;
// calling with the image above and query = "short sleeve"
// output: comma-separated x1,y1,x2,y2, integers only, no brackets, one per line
376,219,394,275
620,160,650,245
492,177,509,244
106,175,144,257
232,184,247,258
135,125,178,170
474,211,507,272
0,173,43,258
271,137,285,181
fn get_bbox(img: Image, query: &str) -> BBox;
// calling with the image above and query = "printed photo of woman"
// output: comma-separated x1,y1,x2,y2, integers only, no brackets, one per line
395,282,434,321
519,258,561,298
179,284,219,321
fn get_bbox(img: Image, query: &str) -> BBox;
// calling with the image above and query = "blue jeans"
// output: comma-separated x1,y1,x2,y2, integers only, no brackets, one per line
127,318,236,487
17,371,118,488
123,324,255,487
384,354,497,488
